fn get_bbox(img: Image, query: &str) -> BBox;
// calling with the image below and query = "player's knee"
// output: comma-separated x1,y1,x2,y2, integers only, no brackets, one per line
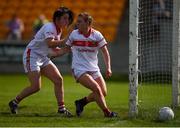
34,87,41,92
31,84,41,92
93,86,102,96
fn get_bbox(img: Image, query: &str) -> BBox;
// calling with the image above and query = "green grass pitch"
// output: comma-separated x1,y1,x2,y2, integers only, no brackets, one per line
0,74,180,127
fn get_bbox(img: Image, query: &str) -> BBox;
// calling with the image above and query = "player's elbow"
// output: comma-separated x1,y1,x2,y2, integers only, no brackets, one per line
46,38,56,48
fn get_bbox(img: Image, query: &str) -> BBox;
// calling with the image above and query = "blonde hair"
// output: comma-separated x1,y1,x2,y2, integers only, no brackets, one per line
78,12,93,26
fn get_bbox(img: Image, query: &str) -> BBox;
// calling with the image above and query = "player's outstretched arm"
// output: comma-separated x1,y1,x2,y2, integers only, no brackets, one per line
48,46,71,59
46,38,67,48
56,46,71,57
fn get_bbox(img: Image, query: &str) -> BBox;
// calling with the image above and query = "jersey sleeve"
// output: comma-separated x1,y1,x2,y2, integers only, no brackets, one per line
96,31,107,48
44,24,55,39
66,31,74,46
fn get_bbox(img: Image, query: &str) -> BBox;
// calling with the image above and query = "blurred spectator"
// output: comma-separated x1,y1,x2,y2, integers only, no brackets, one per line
151,0,170,41
6,14,24,40
33,14,49,34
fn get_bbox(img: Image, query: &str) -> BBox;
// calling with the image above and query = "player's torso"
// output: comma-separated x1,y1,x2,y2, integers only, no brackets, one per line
71,29,100,71
26,22,61,56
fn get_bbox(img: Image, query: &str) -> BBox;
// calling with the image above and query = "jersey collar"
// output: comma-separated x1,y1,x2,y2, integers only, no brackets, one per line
79,28,92,38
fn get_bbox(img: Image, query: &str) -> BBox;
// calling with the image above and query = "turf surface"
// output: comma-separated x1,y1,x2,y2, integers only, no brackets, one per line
0,74,180,127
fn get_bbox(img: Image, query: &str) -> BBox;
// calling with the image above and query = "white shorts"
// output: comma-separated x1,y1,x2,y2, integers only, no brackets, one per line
72,69,102,82
23,48,52,73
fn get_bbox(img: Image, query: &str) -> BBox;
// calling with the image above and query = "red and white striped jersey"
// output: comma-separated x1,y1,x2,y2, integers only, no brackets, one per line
26,22,61,56
66,28,107,71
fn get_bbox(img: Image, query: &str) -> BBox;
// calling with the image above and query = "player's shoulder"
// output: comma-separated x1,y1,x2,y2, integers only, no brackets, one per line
72,29,79,33
91,28,103,37
70,29,79,35
42,22,54,29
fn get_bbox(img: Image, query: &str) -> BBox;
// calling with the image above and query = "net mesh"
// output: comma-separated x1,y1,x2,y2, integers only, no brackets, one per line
138,0,173,117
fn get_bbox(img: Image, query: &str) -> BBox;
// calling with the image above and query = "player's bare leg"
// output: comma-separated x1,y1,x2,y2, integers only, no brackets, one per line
75,75,107,115
9,71,41,114
41,63,73,117
76,73,117,117
86,75,107,102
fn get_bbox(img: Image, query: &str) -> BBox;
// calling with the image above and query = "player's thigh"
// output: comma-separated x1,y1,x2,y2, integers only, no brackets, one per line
27,71,41,88
95,75,107,96
40,63,62,83
78,73,101,92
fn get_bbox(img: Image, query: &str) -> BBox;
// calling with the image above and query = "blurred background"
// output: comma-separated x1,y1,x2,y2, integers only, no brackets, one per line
0,0,129,75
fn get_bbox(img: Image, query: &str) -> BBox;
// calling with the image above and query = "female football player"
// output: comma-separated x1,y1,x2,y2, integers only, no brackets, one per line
66,12,117,117
8,7,74,117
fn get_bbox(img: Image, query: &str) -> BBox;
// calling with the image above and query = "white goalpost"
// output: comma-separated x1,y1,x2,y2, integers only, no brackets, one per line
172,0,180,108
129,0,180,118
129,0,139,117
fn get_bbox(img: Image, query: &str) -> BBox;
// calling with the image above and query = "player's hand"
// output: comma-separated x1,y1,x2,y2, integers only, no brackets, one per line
105,68,112,79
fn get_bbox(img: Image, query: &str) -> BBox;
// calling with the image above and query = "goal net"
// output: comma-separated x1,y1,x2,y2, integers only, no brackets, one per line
129,0,180,118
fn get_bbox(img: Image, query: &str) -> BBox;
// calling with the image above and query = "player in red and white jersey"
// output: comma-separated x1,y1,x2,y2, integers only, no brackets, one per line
66,12,117,117
66,27,106,72
8,7,74,117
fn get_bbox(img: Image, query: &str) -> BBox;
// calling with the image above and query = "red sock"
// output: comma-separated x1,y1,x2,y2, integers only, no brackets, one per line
58,101,65,110
15,96,21,104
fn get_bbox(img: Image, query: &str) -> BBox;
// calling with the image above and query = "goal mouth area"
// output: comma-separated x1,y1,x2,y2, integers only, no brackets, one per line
139,71,172,84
